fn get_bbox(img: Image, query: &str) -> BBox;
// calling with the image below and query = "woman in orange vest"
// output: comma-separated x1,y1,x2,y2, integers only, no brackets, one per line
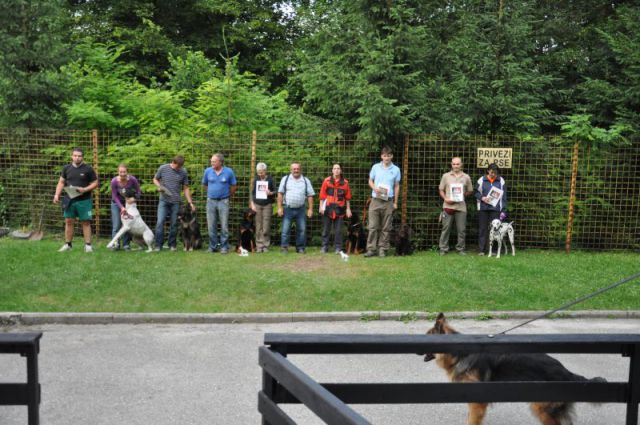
319,163,352,253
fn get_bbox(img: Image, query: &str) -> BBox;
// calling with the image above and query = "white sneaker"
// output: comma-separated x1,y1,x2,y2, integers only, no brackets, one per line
58,243,72,252
84,245,93,253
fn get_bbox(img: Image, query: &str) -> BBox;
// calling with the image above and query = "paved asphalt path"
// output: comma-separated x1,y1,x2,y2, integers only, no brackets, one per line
1,318,639,424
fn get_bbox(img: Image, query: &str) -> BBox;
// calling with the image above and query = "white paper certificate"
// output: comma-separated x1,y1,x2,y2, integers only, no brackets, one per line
449,183,464,202
64,185,82,199
256,181,269,200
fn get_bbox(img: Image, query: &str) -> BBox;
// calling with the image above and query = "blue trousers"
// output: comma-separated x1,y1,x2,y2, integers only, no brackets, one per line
281,206,306,250
155,199,180,249
206,198,230,251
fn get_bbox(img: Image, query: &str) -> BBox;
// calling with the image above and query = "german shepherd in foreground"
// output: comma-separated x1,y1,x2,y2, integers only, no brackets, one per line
424,313,605,425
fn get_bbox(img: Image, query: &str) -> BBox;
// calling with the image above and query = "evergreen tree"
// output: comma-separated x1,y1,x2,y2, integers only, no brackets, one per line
428,0,555,135
294,0,430,142
0,0,71,127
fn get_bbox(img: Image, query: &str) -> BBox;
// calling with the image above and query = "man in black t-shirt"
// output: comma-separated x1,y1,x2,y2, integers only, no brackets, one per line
53,148,98,252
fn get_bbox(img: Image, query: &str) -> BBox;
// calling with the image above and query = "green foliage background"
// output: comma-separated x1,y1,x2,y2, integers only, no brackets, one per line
0,0,638,251
0,0,638,142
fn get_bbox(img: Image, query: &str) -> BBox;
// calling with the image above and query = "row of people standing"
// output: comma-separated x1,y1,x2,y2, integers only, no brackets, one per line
248,146,401,255
54,147,505,255
249,161,349,254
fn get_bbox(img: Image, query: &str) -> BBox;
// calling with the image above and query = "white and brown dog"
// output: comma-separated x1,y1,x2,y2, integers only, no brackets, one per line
488,219,515,258
107,190,155,252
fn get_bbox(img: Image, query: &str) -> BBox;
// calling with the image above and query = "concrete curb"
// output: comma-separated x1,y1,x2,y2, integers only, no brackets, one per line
2,310,639,326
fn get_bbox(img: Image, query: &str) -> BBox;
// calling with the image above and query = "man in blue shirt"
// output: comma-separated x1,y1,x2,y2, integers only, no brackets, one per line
202,153,237,254
365,146,401,258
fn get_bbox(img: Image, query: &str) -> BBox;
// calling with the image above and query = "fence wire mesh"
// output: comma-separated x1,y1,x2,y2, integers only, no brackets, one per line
0,129,638,251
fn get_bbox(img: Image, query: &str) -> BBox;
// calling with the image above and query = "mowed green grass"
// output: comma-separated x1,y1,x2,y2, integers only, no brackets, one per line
1,239,638,313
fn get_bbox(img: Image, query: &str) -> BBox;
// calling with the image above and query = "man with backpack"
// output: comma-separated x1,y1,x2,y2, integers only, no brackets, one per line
277,162,315,253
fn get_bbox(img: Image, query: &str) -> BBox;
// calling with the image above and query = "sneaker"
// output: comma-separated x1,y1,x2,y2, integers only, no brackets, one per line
58,243,72,252
123,245,131,252
84,245,93,253
364,251,377,258
458,251,467,256
296,248,305,254
262,247,269,253
320,247,328,254
439,251,447,256
153,247,161,252
170,246,177,252
280,247,288,254
378,250,386,258
207,248,217,253
477,252,485,256
220,249,228,254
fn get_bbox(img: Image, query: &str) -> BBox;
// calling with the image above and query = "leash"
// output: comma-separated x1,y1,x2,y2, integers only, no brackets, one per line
493,271,640,336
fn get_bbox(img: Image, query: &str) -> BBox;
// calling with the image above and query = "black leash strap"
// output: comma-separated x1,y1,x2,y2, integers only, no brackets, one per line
496,271,640,336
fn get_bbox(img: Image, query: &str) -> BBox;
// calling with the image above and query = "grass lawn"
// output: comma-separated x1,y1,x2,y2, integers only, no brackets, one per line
1,239,638,313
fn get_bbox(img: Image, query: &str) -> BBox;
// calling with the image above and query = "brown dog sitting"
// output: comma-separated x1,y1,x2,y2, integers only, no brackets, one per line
178,205,202,251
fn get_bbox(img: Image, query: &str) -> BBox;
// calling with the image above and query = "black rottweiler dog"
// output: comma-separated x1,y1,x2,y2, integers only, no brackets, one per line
178,205,202,251
394,223,414,256
345,210,367,255
236,208,256,253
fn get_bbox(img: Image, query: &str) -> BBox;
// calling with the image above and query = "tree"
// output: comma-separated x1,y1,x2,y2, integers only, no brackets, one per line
427,0,555,135
293,0,559,139
294,0,430,142
67,0,297,88
0,0,71,127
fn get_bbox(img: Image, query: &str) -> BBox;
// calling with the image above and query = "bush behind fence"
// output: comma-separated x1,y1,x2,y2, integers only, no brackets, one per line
1,129,638,251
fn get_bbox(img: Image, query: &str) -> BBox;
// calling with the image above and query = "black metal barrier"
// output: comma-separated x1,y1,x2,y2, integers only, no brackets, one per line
258,333,640,425
0,333,42,425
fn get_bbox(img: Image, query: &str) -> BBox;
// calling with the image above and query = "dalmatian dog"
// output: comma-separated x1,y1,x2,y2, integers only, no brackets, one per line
488,219,515,258
106,191,155,252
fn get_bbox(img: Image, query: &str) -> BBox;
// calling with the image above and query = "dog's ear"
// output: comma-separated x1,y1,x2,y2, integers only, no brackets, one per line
434,312,447,333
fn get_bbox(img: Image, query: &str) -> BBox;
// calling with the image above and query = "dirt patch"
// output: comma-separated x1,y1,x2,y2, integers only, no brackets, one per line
274,255,334,273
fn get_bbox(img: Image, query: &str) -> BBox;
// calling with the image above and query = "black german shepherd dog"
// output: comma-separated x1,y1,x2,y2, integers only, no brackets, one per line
178,205,202,251
424,313,606,425
236,208,256,253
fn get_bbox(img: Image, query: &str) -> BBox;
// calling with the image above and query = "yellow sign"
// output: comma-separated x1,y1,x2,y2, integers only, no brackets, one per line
477,148,512,168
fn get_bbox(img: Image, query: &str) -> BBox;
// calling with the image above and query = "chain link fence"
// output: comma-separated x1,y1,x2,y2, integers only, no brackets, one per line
1,128,638,251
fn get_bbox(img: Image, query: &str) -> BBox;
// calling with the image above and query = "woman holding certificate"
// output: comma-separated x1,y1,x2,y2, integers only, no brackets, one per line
319,163,352,254
474,163,507,256
251,162,275,252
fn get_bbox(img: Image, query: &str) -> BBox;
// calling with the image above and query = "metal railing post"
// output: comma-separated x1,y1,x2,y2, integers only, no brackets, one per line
261,344,287,425
626,343,640,425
